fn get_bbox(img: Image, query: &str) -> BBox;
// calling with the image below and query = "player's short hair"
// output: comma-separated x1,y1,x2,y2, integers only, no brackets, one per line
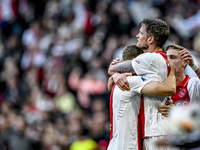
165,44,187,69
139,18,170,48
122,44,143,61
164,44,185,52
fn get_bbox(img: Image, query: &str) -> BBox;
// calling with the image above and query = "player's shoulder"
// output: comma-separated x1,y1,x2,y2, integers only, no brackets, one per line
155,51,167,55
156,51,167,59
136,52,163,62
189,77,200,83
187,77,200,90
139,52,162,57
136,52,158,59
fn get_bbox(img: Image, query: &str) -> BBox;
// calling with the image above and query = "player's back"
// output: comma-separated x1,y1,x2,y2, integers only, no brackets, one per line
108,76,149,150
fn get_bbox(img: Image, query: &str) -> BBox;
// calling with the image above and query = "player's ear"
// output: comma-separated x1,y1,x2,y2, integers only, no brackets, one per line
148,36,154,44
121,59,123,62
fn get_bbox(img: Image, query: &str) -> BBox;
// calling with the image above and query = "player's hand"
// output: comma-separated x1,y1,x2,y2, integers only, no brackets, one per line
165,99,173,105
109,58,120,68
167,57,176,74
180,49,194,66
158,99,174,117
112,73,131,91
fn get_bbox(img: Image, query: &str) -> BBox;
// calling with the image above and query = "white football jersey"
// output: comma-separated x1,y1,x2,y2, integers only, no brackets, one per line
188,77,200,104
132,52,168,82
131,51,169,138
171,75,200,106
108,76,151,150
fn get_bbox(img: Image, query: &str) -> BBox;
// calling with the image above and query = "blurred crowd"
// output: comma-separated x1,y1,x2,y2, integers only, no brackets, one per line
0,0,200,150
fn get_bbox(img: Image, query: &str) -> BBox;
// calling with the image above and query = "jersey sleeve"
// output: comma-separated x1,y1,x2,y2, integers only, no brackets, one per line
132,52,167,82
188,77,200,104
126,76,152,93
131,53,155,76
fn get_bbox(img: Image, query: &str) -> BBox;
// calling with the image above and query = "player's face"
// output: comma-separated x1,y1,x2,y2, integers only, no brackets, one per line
167,49,186,73
136,25,149,51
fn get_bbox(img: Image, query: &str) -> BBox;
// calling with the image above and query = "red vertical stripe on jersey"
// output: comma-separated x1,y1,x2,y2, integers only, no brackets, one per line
156,51,170,76
140,94,145,139
137,107,143,150
109,84,116,143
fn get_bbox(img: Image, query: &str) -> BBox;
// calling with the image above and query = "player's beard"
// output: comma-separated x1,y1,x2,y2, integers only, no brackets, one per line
137,37,149,51
138,43,149,52
139,44,149,50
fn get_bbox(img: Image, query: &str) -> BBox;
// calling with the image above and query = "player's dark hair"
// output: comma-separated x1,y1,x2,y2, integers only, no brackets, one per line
140,18,170,48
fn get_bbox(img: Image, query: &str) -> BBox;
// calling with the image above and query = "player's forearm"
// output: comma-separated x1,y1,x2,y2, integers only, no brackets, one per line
108,60,135,76
107,76,114,92
141,70,176,96
141,82,175,96
160,68,176,95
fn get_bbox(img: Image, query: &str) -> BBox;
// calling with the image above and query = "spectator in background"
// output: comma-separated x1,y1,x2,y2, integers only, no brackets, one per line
70,138,98,150
184,32,200,77
0,115,33,150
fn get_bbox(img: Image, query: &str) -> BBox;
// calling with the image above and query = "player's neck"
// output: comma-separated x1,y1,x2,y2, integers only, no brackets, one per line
176,73,186,85
148,46,162,53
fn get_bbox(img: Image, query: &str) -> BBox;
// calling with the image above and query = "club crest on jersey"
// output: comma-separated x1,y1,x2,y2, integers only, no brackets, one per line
178,89,186,98
135,59,140,64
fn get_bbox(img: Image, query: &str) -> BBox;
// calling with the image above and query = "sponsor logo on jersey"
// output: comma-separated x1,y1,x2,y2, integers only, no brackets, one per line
141,77,146,81
135,60,140,64
175,100,189,107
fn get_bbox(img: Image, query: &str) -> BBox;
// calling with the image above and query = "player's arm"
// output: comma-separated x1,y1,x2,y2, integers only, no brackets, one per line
107,73,132,92
107,76,114,92
180,49,200,79
108,60,135,76
141,59,176,96
108,58,134,91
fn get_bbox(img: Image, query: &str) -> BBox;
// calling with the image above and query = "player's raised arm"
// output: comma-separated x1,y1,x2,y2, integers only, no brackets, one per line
180,49,200,79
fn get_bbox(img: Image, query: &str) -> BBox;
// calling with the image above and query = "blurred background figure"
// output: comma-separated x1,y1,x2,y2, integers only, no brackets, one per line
70,138,98,150
156,104,200,149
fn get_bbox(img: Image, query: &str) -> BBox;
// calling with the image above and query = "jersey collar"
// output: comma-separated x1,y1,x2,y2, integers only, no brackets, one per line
155,51,166,54
177,75,190,88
